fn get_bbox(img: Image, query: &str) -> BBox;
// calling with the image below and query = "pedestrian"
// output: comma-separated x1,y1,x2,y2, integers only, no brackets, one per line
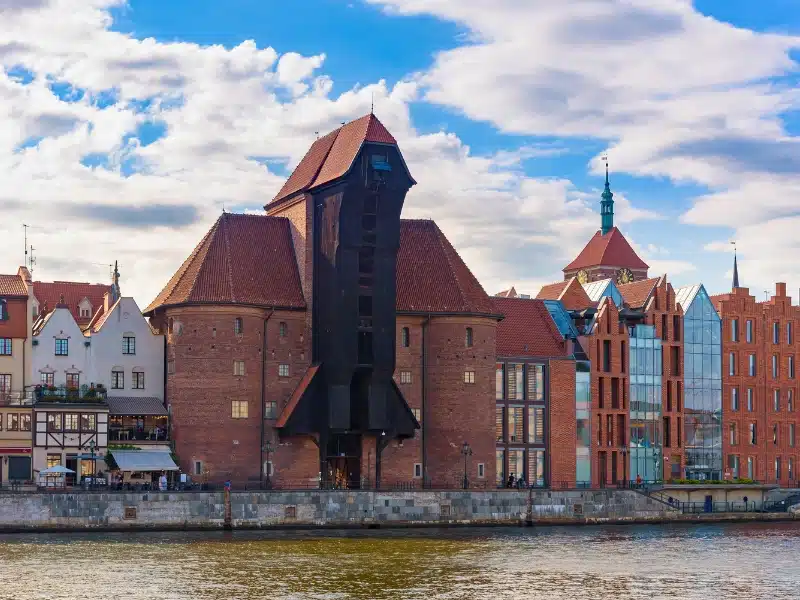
507,474,515,489
159,472,167,491
636,474,642,488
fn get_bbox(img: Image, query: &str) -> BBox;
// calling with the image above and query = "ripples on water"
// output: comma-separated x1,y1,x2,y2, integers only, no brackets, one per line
0,523,798,600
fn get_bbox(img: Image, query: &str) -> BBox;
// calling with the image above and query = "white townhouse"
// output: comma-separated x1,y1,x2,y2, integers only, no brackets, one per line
31,291,165,480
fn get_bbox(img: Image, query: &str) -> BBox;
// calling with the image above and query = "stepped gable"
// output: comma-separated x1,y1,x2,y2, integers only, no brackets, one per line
564,227,649,272
143,213,306,314
33,280,112,326
267,114,409,211
396,220,497,315
493,297,567,357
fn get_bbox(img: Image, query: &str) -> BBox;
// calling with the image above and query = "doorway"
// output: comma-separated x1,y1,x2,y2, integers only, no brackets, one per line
598,451,607,488
326,434,362,489
65,455,78,486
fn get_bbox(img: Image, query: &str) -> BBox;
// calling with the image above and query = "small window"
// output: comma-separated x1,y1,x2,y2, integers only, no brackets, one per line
731,318,738,342
790,356,796,379
729,352,735,376
773,424,779,445
413,463,422,478
234,360,246,376
20,414,31,432
478,463,485,479
6,413,19,431
80,414,96,431
40,372,54,386
774,322,780,344
132,371,145,389
412,408,421,426
465,327,473,348
64,413,79,432
0,299,7,321
279,322,288,338
0,338,11,356
80,307,90,318
464,370,476,384
748,354,756,377
788,322,794,346
774,390,780,412
278,364,290,377
111,370,124,389
401,327,410,348
746,320,753,342
400,370,412,384
747,388,754,412
265,401,278,419
167,360,175,375
731,387,739,412
55,338,68,356
772,355,779,379
47,413,62,432
122,336,136,355
231,400,248,419
66,373,79,389
194,460,203,476
234,318,243,335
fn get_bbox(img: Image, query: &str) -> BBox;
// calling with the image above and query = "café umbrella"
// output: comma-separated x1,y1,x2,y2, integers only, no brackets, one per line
38,465,75,489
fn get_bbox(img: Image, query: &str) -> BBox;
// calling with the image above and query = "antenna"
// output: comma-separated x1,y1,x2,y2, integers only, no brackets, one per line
28,246,36,278
371,92,374,114
765,290,769,301
23,224,28,267
314,131,319,140
601,154,609,182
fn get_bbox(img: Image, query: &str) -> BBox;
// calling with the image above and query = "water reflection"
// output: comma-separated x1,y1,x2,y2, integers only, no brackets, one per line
0,523,798,599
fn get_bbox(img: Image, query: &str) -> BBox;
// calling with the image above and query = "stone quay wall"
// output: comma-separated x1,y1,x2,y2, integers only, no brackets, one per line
0,489,686,532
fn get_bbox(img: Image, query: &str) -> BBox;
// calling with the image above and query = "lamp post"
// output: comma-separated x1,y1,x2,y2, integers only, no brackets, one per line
460,441,472,490
88,440,96,490
262,440,274,489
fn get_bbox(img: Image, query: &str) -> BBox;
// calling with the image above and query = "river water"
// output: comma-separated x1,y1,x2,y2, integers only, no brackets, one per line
0,522,797,599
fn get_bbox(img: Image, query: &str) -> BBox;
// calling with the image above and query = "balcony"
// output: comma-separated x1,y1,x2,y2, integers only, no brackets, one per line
34,384,108,404
109,415,169,443
0,390,35,407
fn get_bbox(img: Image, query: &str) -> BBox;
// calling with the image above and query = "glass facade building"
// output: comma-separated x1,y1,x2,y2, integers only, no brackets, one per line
576,360,591,486
675,284,722,480
629,324,663,482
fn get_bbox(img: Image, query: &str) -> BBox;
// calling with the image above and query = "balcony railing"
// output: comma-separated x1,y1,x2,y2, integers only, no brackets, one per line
0,390,35,406
109,428,169,443
34,385,108,404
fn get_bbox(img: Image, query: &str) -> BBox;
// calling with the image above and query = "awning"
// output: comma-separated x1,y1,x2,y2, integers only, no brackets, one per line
106,396,168,416
110,450,178,471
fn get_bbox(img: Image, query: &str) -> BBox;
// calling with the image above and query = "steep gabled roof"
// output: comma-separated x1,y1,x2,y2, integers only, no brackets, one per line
536,281,569,301
496,286,518,298
32,280,112,326
144,213,306,314
396,220,497,315
267,114,411,210
617,277,660,309
0,273,27,297
564,227,649,272
535,278,592,311
494,297,567,357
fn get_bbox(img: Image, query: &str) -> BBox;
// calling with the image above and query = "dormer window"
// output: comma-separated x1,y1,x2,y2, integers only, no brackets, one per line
78,298,92,319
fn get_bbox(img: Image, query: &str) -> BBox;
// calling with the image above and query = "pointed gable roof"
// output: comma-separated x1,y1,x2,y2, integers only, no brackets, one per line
0,273,27,297
267,114,412,211
32,280,112,326
496,286,518,298
494,297,568,357
144,213,306,314
617,277,660,309
535,278,591,311
396,220,497,315
564,227,649,272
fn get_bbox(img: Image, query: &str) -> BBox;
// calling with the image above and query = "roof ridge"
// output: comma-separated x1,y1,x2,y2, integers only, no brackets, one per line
221,213,236,303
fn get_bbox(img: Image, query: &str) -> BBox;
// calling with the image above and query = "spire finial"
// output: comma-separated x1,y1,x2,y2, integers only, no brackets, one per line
600,154,614,235
731,241,740,289
371,92,374,115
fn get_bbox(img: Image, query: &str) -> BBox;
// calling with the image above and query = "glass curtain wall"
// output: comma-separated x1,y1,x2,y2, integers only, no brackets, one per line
576,361,592,486
682,286,723,480
629,325,663,482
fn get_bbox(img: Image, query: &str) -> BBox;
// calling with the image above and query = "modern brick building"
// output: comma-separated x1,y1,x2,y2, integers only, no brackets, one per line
714,264,800,486
144,114,501,488
535,173,686,486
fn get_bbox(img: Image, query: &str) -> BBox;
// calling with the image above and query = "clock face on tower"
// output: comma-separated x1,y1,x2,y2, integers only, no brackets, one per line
616,268,634,285
576,270,589,284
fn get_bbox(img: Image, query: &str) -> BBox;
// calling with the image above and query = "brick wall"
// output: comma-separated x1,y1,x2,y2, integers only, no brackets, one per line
718,283,800,485
549,358,577,487
424,316,496,487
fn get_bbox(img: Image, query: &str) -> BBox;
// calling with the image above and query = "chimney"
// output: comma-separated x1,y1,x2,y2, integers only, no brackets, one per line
104,291,111,314
776,282,787,297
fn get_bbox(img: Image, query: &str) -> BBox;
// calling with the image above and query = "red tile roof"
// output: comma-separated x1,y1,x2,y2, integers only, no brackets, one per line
267,114,408,210
493,297,568,357
0,274,27,297
33,281,112,326
617,277,659,309
495,287,517,298
564,227,649,272
397,220,497,315
536,281,569,301
144,213,306,314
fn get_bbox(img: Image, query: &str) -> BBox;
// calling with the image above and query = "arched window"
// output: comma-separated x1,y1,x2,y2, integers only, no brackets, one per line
465,327,474,348
279,322,288,338
234,317,243,335
401,327,410,348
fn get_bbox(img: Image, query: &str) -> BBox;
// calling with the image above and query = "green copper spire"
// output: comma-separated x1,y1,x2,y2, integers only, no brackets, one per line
601,157,614,235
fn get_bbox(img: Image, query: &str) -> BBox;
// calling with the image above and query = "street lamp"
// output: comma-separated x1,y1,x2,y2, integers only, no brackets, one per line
88,440,96,490
460,441,472,490
262,440,274,489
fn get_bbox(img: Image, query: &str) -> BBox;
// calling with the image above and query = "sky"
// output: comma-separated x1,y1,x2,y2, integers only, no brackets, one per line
2,0,800,308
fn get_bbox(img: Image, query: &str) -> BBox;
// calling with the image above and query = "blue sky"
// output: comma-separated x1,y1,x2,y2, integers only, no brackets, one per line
1,0,800,305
